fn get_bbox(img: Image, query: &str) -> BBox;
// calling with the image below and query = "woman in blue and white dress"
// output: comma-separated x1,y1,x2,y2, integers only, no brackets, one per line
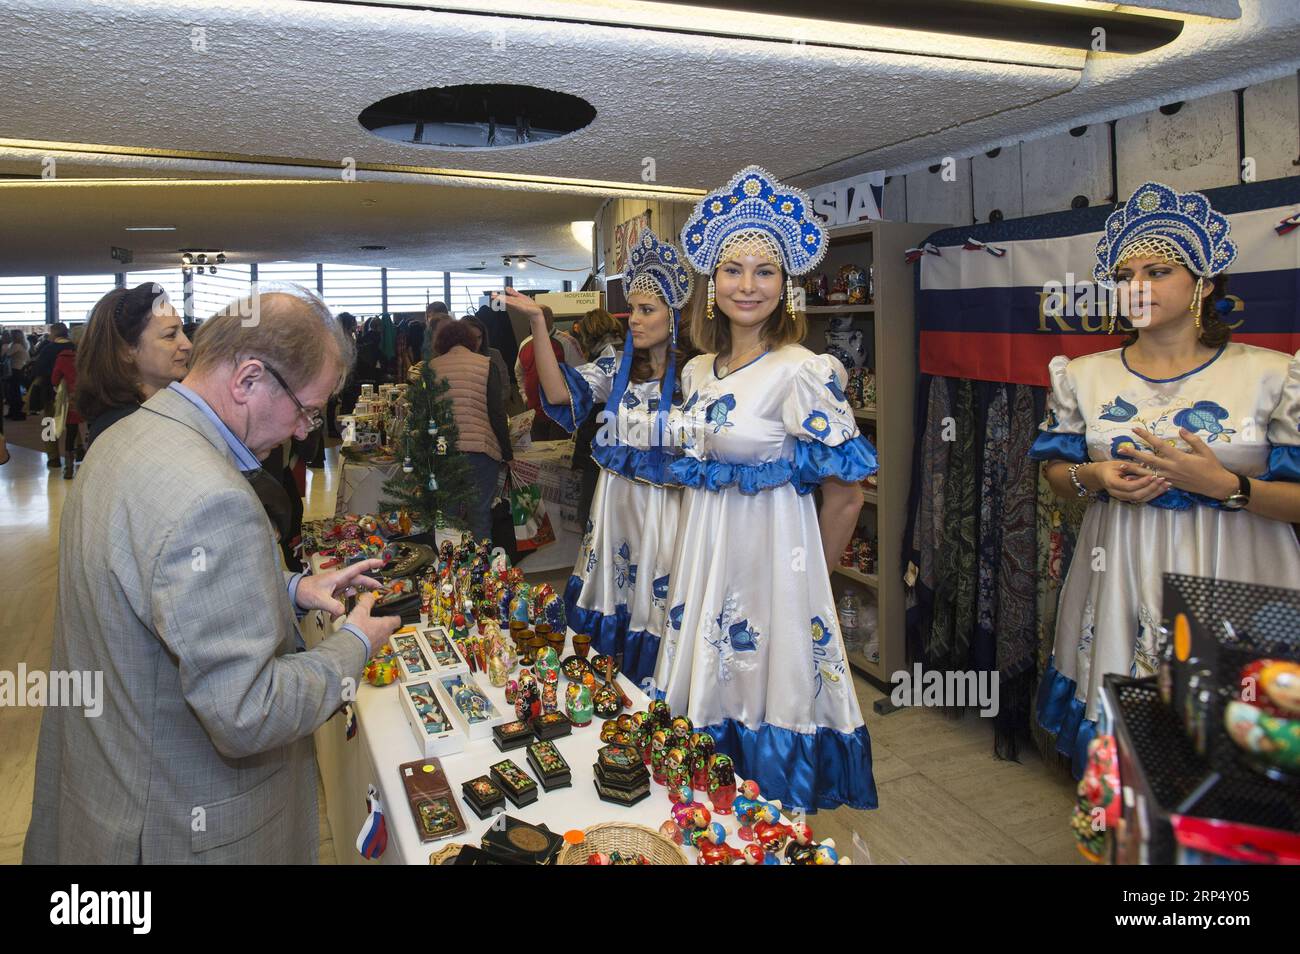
654,166,879,811
1031,181,1300,776
500,229,694,689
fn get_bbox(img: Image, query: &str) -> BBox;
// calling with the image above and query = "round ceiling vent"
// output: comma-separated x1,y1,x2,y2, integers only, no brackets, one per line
359,84,596,149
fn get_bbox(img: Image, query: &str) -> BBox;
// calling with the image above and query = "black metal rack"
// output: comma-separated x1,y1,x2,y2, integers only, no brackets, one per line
1104,572,1300,862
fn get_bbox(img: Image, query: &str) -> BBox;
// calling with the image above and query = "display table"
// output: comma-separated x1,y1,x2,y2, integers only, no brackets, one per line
306,615,743,865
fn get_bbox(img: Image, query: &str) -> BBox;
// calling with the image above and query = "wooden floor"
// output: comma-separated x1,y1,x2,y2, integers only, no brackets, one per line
0,439,1084,865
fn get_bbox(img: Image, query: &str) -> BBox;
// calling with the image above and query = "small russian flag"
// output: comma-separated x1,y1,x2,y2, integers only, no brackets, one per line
356,785,388,860
1275,212,1300,237
962,238,1006,257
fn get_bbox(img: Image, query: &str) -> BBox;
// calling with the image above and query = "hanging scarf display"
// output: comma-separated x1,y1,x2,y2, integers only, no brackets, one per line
927,380,978,675
904,376,951,661
993,383,1041,760
974,384,1009,676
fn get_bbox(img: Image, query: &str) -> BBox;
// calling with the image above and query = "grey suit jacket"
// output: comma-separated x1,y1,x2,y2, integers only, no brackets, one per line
23,386,366,864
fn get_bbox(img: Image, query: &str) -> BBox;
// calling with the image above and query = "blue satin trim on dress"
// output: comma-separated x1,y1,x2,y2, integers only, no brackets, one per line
590,439,677,486
1036,655,1097,779
1260,444,1300,482
703,719,878,811
1093,488,1231,511
1027,431,1088,463
540,364,594,433
562,575,661,690
794,434,878,487
672,434,877,496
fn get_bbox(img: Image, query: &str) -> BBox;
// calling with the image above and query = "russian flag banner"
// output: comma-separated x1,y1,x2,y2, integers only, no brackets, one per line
915,181,1300,387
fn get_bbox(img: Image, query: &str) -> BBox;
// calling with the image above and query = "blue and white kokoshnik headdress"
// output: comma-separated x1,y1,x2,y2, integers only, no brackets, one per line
680,164,829,276
1093,181,1238,287
604,228,693,479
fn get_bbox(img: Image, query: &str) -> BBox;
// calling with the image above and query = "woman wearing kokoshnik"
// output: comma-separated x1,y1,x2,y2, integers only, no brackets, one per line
499,228,695,690
1031,181,1300,776
653,166,879,811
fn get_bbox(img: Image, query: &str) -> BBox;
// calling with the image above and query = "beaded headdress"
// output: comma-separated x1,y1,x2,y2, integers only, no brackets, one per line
1094,181,1237,287
603,229,693,479
681,165,827,276
622,227,694,308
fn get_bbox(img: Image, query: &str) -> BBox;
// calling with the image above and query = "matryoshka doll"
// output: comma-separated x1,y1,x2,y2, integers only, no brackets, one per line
688,732,715,791
633,711,654,765
664,747,690,793
514,669,541,722
669,715,693,751
486,624,515,689
650,729,670,785
707,754,737,814
509,584,533,624
534,647,560,713
533,646,560,682
531,583,554,623
420,577,436,621
566,682,594,727
648,699,672,730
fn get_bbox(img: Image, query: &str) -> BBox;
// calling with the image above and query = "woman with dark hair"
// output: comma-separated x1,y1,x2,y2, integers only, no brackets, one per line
1031,182,1300,775
430,319,513,541
502,228,696,691
570,307,626,529
77,283,191,447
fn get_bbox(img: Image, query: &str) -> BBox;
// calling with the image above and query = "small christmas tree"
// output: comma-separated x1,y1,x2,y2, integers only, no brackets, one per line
381,361,474,532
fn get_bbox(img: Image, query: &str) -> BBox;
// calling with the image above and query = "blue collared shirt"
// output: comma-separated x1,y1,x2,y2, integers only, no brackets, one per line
167,383,370,655
168,381,262,472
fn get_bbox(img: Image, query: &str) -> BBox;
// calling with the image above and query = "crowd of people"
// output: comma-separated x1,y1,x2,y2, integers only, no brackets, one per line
1,287,635,545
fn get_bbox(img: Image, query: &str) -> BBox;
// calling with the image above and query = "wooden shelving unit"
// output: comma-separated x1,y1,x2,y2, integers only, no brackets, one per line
805,304,874,314
804,219,945,692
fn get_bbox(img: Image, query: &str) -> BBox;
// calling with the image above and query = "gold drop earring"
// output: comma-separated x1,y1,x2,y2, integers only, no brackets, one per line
1190,275,1204,333
706,276,715,321
786,276,796,320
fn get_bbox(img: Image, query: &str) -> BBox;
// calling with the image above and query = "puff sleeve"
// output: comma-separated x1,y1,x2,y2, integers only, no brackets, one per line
540,344,620,432
780,353,878,488
1028,355,1089,463
1261,350,1300,482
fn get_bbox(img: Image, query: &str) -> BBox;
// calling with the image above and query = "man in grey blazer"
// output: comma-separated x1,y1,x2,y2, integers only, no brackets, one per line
24,287,400,864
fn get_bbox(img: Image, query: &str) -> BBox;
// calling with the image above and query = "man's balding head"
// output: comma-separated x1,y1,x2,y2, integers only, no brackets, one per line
192,285,353,392
183,284,354,457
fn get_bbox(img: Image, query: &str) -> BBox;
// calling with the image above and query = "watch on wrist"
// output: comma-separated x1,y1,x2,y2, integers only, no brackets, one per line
1221,472,1251,510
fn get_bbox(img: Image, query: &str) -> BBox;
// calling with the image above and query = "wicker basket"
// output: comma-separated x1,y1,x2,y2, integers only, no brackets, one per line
556,822,689,865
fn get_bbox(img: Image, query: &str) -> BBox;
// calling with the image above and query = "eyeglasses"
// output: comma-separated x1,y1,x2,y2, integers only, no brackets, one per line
260,359,322,430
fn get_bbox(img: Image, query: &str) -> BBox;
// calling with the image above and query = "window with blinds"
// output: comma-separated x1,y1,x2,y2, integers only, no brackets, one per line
255,262,320,295
385,269,445,316
0,276,47,325
57,274,118,324
320,264,383,315
123,269,186,314
192,265,253,319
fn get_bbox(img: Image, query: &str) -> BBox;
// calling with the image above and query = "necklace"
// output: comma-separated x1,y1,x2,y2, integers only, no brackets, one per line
717,342,766,378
